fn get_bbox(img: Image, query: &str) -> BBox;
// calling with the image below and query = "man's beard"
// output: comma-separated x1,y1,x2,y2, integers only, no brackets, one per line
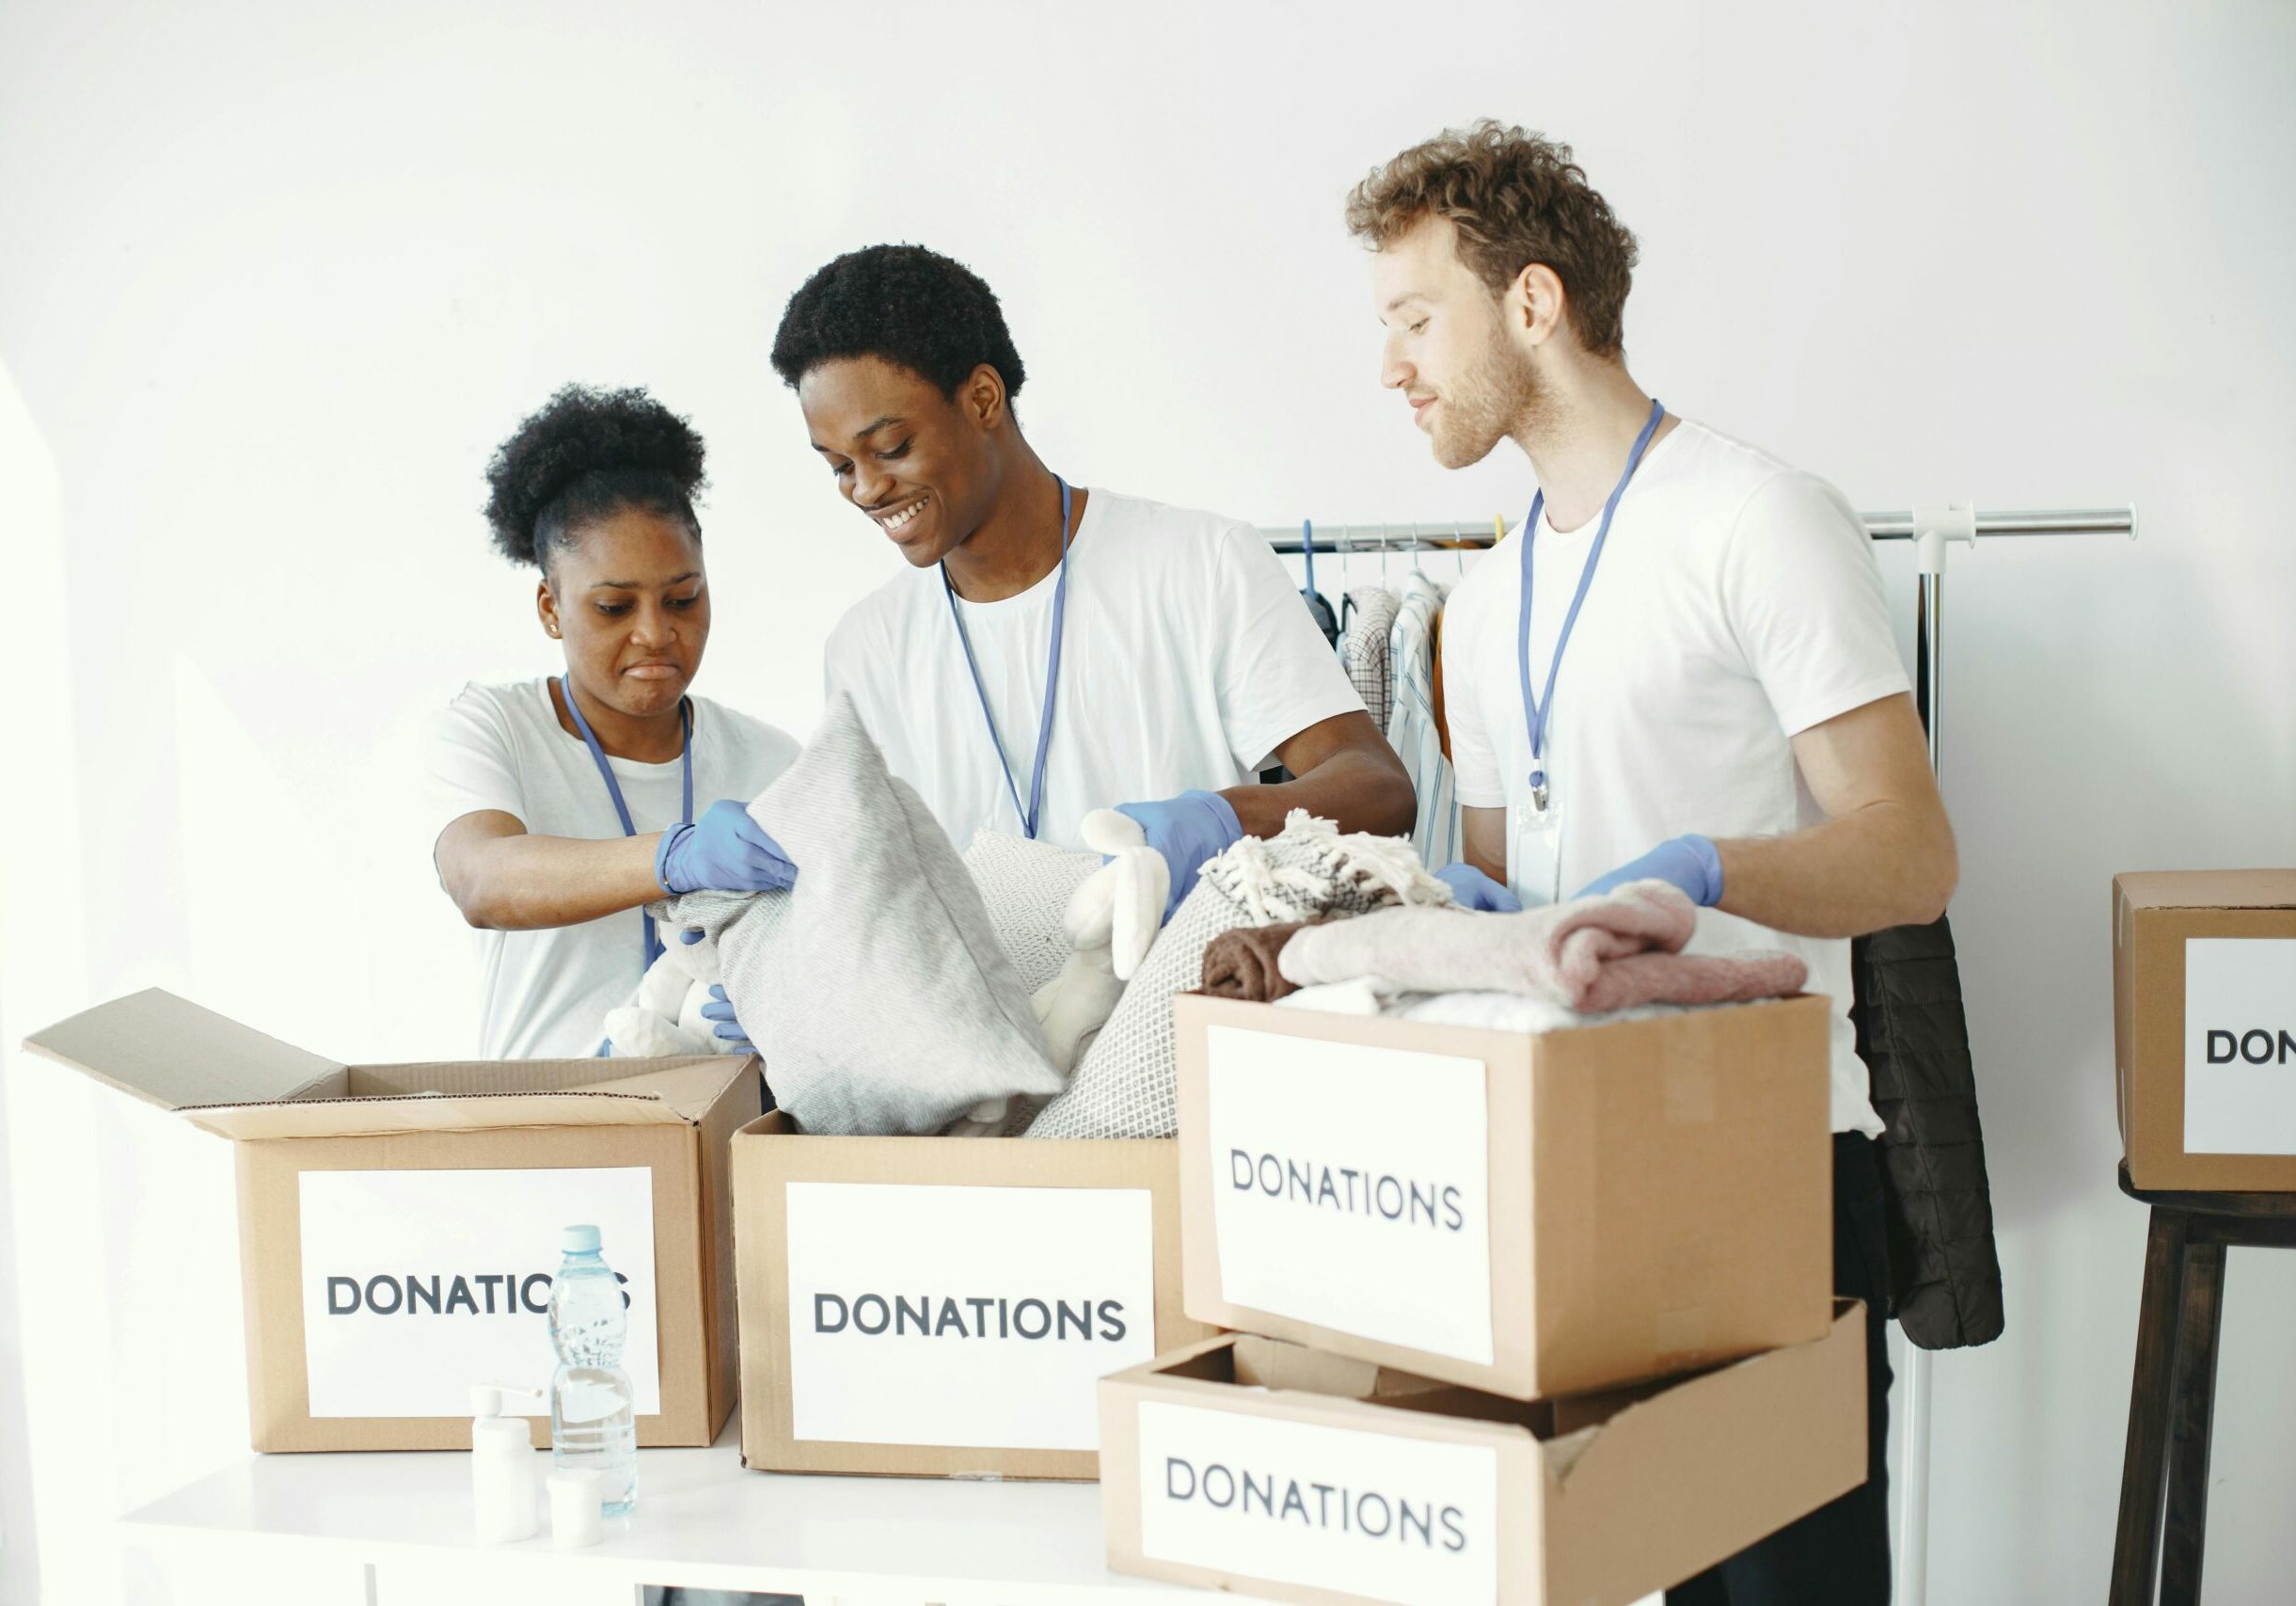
1430,338,1539,470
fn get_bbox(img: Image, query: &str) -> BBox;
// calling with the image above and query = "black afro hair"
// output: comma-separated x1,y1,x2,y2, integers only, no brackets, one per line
768,244,1027,405
482,384,707,571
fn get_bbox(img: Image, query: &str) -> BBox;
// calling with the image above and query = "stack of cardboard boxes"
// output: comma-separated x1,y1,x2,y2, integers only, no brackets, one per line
1096,991,1871,1605
27,978,1875,1602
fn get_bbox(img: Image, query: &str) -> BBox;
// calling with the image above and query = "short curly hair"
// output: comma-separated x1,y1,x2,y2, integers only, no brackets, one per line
1345,121,1639,358
768,244,1027,404
482,385,707,571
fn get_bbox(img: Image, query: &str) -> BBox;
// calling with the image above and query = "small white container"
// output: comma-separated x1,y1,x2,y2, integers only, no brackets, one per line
469,1383,545,1544
548,1467,607,1550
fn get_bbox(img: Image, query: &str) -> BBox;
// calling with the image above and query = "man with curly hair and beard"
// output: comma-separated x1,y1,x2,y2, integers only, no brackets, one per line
427,384,800,1058
769,244,1414,918
1349,121,1961,1603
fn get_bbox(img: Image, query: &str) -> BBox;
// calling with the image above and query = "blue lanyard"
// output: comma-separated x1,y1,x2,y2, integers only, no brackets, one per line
943,475,1072,841
554,676,692,970
1516,398,1665,810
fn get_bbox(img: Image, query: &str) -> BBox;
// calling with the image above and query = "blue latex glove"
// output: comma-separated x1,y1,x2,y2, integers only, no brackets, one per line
1434,863,1522,913
699,984,754,1055
1574,834,1725,907
656,800,798,895
1115,789,1244,925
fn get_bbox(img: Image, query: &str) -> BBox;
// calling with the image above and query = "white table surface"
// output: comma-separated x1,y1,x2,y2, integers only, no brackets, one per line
119,1423,1255,1604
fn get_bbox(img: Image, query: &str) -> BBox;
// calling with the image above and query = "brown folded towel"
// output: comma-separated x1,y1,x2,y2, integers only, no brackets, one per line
1202,919,1325,1003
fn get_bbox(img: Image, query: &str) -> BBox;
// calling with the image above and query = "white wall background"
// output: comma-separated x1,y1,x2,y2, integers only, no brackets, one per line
2,0,2293,1600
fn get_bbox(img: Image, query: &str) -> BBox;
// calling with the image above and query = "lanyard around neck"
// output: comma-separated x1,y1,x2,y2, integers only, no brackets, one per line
1516,398,1666,806
943,474,1072,841
555,676,692,970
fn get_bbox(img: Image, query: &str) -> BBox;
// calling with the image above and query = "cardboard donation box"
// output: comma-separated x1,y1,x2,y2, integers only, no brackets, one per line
23,988,756,1452
732,1111,1216,1480
1100,1303,1868,1606
2114,869,2296,1190
1175,992,1834,1400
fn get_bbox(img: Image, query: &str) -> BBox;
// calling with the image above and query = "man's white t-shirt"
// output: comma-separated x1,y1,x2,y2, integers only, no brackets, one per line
825,487,1367,853
1442,420,1910,1137
426,678,800,1059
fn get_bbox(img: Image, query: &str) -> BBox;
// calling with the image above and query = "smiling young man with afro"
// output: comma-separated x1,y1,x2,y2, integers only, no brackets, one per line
768,243,1413,915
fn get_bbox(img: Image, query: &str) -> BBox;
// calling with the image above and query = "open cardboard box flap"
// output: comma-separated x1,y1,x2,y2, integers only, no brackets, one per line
23,987,749,1140
2115,868,2296,912
23,987,340,1112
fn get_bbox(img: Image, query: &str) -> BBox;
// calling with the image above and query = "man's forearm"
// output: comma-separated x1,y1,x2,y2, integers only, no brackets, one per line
1713,801,1957,940
1461,805,1508,882
1224,746,1417,839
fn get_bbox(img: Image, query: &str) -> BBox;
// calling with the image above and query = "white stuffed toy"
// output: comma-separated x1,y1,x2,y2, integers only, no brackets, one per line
602,924,743,1058
944,809,1168,1136
1033,809,1165,1062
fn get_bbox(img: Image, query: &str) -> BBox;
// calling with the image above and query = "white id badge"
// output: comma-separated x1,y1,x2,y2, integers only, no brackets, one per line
1508,791,1562,909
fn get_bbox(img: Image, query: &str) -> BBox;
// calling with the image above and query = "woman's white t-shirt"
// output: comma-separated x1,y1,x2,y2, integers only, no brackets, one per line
824,487,1366,853
1441,420,1911,1137
426,677,800,1059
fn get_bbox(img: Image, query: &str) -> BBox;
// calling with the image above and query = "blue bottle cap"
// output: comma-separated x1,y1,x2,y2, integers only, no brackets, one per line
561,1224,602,1255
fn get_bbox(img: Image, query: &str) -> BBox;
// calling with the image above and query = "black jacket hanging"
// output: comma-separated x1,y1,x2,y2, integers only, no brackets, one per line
1301,587,1338,647
1850,912,2006,1349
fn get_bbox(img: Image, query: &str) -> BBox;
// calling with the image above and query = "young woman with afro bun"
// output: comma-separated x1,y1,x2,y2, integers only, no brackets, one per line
427,385,799,1058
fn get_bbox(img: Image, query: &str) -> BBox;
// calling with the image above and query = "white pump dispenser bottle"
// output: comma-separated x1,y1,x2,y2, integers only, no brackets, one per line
470,1382,546,1543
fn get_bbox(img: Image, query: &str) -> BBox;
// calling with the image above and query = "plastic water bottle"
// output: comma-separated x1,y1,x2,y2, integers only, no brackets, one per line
546,1224,637,1516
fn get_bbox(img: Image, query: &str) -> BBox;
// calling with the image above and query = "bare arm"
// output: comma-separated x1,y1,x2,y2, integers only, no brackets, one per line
433,811,669,931
1461,805,1508,882
1712,693,1958,939
1221,710,1417,839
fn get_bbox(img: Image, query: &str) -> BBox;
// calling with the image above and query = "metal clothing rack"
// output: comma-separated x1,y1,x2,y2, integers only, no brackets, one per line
1258,504,2135,553
1264,501,2138,1606
1261,517,1520,553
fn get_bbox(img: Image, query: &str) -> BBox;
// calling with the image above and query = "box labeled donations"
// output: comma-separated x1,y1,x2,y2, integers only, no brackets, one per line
24,988,754,1451
1099,1304,1870,1606
1174,992,1835,1400
732,1111,1215,1480
2114,869,2296,1189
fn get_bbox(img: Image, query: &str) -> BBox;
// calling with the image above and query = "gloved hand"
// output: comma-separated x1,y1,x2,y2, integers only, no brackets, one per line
699,984,754,1055
1115,789,1243,925
1575,835,1724,907
1433,863,1522,913
656,800,798,895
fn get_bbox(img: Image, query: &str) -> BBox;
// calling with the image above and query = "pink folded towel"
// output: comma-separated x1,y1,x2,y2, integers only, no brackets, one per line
1275,879,1808,1013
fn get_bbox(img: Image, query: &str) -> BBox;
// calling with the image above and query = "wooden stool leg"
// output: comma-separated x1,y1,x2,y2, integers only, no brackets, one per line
2159,1238,2227,1605
2112,1207,2191,1605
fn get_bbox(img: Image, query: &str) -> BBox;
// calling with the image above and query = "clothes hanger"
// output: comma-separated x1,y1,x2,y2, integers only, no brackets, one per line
1297,517,1338,647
